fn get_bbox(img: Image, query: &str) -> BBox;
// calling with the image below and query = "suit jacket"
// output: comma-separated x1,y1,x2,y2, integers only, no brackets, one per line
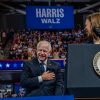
20,58,64,96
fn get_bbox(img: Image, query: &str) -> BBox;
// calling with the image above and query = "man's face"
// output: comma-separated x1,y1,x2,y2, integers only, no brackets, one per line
37,44,50,62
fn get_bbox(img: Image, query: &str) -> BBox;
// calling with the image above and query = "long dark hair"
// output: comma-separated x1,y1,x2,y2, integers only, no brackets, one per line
86,12,100,41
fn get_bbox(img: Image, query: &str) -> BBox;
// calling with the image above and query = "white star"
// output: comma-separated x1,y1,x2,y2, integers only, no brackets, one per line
0,63,2,68
21,63,23,67
6,63,10,68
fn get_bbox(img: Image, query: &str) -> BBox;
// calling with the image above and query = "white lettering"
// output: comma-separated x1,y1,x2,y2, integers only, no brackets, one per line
36,8,64,18
56,18,60,23
41,19,48,23
41,18,60,24
36,8,41,17
47,9,51,17
59,9,64,17
41,9,47,17
56,9,60,17
48,19,52,23
52,9,57,17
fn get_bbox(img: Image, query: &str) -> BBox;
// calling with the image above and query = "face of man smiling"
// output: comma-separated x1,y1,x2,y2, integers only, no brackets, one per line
37,43,51,62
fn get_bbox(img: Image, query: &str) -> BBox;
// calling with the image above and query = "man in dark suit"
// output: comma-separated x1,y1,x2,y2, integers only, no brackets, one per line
20,40,64,96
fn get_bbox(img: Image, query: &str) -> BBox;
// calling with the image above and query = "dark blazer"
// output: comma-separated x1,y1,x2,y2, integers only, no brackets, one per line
20,58,64,96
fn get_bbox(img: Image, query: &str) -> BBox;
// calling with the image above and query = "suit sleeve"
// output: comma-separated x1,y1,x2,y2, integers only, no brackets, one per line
55,64,64,95
20,61,40,88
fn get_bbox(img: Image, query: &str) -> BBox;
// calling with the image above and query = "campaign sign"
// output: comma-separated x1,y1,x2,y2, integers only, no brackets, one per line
0,59,64,70
26,6,74,29
0,96,74,100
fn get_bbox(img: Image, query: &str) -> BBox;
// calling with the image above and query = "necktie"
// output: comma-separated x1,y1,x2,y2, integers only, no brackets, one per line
40,63,45,73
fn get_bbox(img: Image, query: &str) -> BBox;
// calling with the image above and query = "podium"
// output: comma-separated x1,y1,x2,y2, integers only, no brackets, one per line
66,44,100,98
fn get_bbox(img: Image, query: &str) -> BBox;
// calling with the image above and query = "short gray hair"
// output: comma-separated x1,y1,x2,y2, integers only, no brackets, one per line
37,40,52,51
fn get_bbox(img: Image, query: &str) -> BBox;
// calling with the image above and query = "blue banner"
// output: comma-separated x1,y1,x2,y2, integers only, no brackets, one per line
0,59,64,70
0,96,74,100
0,60,23,70
26,6,74,29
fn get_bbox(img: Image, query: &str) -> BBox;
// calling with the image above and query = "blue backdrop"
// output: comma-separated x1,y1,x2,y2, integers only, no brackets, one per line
0,96,74,100
26,6,74,29
0,59,64,70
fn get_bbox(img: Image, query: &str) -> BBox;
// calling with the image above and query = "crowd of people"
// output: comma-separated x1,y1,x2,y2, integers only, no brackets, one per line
0,28,85,60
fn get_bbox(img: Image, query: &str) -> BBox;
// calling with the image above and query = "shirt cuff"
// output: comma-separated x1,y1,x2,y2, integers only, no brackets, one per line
38,76,43,83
